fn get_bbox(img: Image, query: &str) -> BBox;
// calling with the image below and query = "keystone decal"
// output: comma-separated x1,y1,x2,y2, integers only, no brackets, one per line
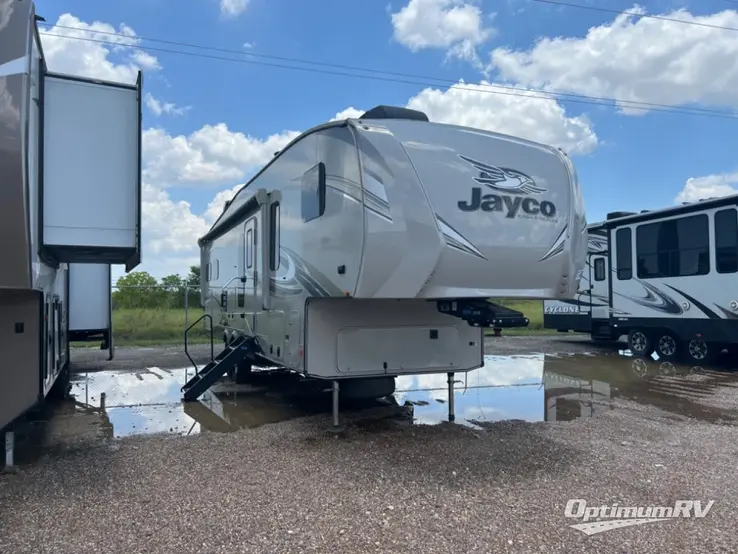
457,155,557,219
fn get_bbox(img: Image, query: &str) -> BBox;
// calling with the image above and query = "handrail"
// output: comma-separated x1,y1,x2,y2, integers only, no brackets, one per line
185,314,214,375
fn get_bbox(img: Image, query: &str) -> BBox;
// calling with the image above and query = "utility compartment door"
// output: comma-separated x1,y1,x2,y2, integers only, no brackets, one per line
42,72,142,271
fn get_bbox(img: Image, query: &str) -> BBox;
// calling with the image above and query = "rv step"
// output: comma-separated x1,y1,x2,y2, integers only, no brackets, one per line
436,300,530,328
181,335,256,402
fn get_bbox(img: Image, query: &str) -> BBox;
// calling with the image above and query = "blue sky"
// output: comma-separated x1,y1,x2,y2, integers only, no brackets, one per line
34,0,738,279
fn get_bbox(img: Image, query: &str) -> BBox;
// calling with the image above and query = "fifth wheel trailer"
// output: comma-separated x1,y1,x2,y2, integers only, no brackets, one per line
182,104,588,427
543,195,738,364
0,0,142,454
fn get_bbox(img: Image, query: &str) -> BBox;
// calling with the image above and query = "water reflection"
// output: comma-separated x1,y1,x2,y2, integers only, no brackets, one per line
41,351,738,442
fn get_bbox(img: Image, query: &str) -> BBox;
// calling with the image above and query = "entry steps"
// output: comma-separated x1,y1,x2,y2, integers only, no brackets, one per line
181,335,256,402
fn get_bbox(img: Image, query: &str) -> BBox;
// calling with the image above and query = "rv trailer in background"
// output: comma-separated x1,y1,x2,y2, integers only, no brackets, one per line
543,196,738,364
183,104,588,427
542,222,610,338
0,0,142,461
68,264,114,360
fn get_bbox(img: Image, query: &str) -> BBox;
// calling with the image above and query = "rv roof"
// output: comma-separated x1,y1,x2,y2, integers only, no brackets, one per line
601,193,738,228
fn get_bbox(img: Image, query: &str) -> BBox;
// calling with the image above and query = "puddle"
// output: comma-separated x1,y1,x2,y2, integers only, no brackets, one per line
10,350,738,463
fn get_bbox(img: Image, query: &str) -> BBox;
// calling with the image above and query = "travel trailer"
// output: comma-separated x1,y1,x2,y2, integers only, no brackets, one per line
542,222,610,338
1,0,142,463
183,104,588,427
543,196,738,364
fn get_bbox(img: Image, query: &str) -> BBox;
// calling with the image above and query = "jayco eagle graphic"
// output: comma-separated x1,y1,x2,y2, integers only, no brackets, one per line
456,154,557,219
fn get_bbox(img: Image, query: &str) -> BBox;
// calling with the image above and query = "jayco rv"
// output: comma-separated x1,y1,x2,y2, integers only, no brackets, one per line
544,196,738,364
182,104,587,426
1,0,142,463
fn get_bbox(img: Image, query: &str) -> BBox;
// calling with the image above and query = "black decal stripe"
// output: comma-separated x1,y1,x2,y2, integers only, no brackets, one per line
665,285,721,320
713,305,738,320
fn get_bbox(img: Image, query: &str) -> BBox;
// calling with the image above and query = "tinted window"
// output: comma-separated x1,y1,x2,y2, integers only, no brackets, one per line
636,214,709,278
594,258,606,281
246,229,253,268
715,208,738,274
616,228,632,280
270,202,281,271
301,162,326,222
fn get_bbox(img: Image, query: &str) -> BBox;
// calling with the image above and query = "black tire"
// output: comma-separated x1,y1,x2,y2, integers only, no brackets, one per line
627,329,653,357
655,331,680,361
234,360,253,384
685,338,714,365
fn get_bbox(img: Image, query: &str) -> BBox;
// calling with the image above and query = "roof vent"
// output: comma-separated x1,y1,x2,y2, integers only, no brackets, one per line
359,105,429,122
606,211,636,220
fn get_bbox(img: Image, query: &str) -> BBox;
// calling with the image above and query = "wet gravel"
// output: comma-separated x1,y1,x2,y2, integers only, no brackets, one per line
1,405,736,553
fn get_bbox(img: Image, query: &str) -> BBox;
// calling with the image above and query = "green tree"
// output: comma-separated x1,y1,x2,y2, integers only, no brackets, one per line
113,271,167,309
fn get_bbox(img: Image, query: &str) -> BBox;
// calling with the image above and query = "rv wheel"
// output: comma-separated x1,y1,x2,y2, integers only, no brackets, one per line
686,338,713,364
655,332,680,361
627,329,653,357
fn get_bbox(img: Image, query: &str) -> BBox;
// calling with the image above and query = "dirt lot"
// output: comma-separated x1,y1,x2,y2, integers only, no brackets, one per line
2,334,737,554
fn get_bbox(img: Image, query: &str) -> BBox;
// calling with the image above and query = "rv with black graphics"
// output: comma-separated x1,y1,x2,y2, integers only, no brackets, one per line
182,104,588,428
543,195,738,364
0,0,142,463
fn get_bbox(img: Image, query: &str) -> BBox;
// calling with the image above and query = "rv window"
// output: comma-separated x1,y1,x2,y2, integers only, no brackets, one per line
206,262,211,282
270,202,281,271
715,208,738,274
594,258,606,281
246,229,253,268
301,162,326,222
636,214,709,279
215,260,220,280
616,228,632,280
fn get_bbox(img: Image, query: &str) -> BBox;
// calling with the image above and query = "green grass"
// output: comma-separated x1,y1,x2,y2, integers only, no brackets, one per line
72,300,571,348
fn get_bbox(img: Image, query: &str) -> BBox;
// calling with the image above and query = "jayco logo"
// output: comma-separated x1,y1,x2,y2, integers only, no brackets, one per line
457,154,557,219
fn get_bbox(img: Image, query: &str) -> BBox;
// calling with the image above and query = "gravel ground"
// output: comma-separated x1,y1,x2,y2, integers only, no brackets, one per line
3,335,736,553
1,401,736,553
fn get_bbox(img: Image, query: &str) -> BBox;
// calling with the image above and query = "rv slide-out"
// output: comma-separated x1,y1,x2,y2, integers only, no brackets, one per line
68,264,114,360
42,73,142,270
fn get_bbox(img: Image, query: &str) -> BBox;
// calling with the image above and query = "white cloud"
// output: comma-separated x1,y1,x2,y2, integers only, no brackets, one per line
330,107,364,121
39,14,159,84
220,0,250,18
489,7,738,114
144,93,190,117
142,125,299,188
390,0,495,65
675,173,738,204
406,81,597,155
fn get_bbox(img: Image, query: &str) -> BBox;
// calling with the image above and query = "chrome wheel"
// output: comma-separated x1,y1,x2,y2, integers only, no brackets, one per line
630,331,648,353
658,335,678,357
631,358,649,378
688,339,709,362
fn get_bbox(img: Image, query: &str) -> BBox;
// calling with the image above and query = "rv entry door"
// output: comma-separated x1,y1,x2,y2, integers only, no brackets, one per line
590,254,609,321
242,216,259,331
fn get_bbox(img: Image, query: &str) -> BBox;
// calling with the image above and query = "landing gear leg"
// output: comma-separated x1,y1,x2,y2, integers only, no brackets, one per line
2,431,15,473
329,380,344,433
447,372,456,422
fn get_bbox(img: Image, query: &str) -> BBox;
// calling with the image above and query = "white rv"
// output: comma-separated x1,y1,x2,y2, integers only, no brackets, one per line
0,0,142,460
544,197,738,364
184,104,588,426
542,222,611,338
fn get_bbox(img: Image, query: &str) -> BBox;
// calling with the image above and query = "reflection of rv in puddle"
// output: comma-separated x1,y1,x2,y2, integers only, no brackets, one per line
52,352,738,441
543,371,612,422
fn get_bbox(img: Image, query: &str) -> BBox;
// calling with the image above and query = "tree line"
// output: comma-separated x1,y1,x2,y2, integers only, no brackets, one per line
113,265,201,310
